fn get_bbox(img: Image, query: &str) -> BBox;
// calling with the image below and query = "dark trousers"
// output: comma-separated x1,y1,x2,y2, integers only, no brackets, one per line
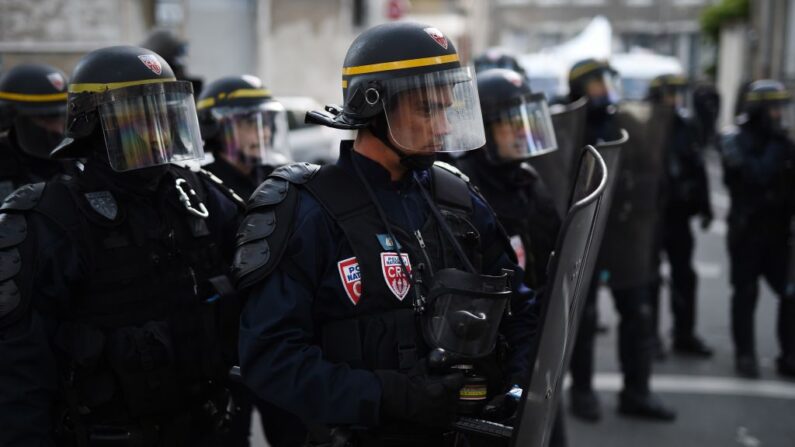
662,208,699,339
570,278,656,394
728,217,795,360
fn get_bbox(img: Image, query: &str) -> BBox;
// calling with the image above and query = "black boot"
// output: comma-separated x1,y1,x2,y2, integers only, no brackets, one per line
618,390,676,422
776,356,795,379
673,335,714,358
569,388,602,422
735,355,760,379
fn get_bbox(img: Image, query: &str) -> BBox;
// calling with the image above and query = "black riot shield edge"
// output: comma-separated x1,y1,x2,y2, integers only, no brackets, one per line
787,216,795,299
529,97,588,218
510,143,617,447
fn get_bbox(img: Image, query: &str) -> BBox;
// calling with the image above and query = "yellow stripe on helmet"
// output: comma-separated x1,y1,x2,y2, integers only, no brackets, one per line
0,91,68,102
226,88,272,100
569,61,609,81
342,54,460,76
68,77,178,93
746,90,792,102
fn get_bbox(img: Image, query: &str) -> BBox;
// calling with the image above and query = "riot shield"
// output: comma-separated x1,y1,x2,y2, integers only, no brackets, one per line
596,102,673,289
787,216,795,299
528,97,588,217
510,142,620,447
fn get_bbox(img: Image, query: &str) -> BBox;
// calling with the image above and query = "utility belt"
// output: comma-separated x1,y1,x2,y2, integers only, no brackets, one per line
56,386,236,447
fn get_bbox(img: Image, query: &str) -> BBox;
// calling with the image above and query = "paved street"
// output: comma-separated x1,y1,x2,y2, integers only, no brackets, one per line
567,152,795,447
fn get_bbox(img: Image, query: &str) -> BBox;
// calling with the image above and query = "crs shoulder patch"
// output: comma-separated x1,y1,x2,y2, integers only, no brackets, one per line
337,256,362,305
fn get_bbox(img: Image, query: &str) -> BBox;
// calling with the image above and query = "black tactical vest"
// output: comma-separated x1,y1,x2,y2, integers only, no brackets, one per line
27,169,240,441
304,163,482,372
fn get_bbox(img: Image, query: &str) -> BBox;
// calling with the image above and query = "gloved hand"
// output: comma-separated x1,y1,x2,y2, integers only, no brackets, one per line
375,359,464,428
481,385,522,424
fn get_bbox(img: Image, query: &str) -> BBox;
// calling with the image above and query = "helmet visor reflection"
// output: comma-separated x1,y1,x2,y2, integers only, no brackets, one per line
98,81,204,172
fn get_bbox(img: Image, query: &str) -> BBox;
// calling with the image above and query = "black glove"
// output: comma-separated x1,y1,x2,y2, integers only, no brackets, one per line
375,359,465,428
481,386,522,424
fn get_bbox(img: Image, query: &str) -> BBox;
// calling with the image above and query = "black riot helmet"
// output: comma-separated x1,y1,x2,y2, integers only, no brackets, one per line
737,79,793,135
52,45,205,172
0,63,68,159
474,48,527,76
568,58,620,111
141,29,203,95
306,21,486,168
477,68,557,164
648,73,691,117
197,75,291,169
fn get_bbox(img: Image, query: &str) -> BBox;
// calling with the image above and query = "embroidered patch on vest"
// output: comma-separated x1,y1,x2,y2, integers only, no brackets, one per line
337,256,362,305
376,233,401,251
381,252,412,301
84,191,118,220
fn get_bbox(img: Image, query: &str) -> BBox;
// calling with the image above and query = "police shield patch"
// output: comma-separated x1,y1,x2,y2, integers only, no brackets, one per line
137,54,162,75
84,191,118,220
337,257,362,305
381,252,412,301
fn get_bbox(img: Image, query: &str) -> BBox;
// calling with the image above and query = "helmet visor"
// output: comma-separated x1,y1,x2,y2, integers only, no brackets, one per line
487,93,557,161
213,102,291,167
98,81,204,172
585,70,622,105
382,66,486,153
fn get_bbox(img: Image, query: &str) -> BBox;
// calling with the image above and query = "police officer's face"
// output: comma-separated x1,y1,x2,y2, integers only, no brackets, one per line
388,85,453,152
585,78,609,100
234,116,271,160
491,120,527,160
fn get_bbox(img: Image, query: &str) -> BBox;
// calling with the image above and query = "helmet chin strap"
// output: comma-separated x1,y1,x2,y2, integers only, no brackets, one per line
369,116,437,172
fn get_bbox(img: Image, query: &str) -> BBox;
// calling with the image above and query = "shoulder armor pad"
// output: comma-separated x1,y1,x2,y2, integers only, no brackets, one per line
248,177,290,210
0,213,27,250
0,280,22,326
433,160,470,183
269,162,321,184
232,172,302,289
0,182,45,211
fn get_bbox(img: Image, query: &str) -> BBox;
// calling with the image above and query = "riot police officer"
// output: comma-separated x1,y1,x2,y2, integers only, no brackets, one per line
648,74,714,357
0,46,244,445
235,22,536,446
720,80,795,378
198,76,305,446
198,74,293,198
566,59,676,422
0,63,70,200
457,68,566,445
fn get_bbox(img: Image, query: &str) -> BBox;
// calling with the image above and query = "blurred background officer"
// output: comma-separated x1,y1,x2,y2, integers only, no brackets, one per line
647,74,714,358
0,63,70,200
457,67,566,446
720,80,795,379
567,58,622,147
198,74,293,199
692,81,721,150
0,46,244,446
198,75,303,447
234,22,536,446
566,58,676,423
141,28,204,95
566,57,620,422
